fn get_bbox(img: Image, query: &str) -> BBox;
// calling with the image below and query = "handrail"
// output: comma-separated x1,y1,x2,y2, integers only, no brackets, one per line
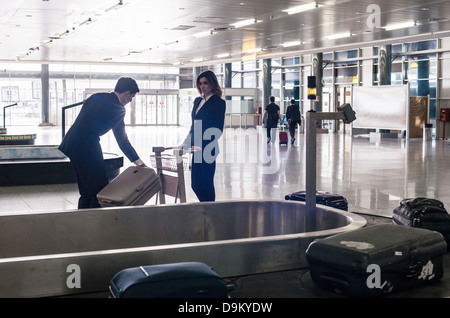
61,101,84,139
3,103,18,128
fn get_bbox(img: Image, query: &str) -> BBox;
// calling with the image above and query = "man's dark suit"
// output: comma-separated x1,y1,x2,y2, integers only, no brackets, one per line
59,92,139,208
186,94,226,202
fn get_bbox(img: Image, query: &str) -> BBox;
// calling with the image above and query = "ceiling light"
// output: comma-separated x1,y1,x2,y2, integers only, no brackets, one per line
326,32,352,40
192,57,204,62
282,41,301,47
232,19,259,28
194,31,212,38
384,21,415,31
245,48,262,54
282,2,321,15
216,53,231,58
105,1,126,12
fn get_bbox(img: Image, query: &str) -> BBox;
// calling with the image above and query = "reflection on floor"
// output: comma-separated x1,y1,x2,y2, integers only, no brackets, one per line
1,125,449,219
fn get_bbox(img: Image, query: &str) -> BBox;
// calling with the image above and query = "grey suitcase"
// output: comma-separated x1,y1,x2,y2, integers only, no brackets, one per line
306,224,447,297
97,166,161,207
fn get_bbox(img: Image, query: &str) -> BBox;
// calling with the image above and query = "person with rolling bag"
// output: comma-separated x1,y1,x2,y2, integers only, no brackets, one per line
262,96,282,144
285,99,301,145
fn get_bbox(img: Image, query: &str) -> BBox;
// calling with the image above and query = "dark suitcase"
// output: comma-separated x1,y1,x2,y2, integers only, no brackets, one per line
306,224,447,297
97,166,161,207
392,197,450,243
109,262,230,298
285,190,348,211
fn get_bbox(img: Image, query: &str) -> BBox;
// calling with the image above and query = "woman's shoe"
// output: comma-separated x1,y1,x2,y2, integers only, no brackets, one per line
267,138,271,143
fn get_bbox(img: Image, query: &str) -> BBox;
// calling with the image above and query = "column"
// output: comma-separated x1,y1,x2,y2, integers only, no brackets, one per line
312,53,323,112
40,64,50,125
378,45,391,86
262,59,272,108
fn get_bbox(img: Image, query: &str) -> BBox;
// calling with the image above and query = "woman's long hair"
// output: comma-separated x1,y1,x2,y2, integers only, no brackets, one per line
196,70,223,98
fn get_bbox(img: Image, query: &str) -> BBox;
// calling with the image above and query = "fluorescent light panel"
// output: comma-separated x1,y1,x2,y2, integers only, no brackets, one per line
283,2,321,15
232,19,257,28
245,48,262,53
194,31,212,38
384,21,415,31
282,41,301,47
326,32,352,40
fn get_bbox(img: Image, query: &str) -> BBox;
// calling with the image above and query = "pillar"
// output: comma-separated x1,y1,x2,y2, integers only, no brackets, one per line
378,45,391,86
262,59,272,108
224,63,232,89
41,64,50,125
312,53,323,112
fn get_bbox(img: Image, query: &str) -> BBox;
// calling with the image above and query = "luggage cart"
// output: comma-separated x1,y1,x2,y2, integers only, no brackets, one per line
150,146,189,204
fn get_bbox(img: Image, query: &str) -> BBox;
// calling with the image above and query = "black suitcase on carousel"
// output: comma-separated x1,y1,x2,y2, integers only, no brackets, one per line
306,224,447,297
285,190,348,211
392,197,450,244
109,262,230,298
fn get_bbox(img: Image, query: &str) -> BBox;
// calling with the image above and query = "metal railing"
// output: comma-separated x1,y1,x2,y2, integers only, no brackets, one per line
61,101,84,139
3,103,17,129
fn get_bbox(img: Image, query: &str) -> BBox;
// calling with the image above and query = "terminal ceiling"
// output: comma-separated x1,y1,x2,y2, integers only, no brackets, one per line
1,0,450,67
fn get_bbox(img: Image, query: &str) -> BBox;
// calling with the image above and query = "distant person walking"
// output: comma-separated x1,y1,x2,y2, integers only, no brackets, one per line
263,96,282,143
285,99,301,144
59,77,147,209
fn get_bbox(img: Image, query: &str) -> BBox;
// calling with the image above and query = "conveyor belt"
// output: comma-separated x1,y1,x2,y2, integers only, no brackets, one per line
0,200,366,297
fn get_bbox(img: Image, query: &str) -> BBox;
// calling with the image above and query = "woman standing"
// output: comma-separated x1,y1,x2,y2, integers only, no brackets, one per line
181,70,226,202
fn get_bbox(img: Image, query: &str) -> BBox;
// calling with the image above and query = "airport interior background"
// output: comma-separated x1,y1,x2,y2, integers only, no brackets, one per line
1,0,450,300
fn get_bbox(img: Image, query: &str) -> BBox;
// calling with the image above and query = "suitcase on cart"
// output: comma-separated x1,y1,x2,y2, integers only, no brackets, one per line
392,197,450,244
285,190,348,211
306,224,447,297
109,262,231,298
97,166,161,207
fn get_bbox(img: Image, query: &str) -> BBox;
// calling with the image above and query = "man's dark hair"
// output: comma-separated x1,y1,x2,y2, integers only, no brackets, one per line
291,99,296,104
270,96,275,103
114,77,140,94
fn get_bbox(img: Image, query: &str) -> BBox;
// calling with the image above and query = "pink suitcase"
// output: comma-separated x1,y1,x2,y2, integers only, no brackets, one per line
97,166,161,207
279,131,288,145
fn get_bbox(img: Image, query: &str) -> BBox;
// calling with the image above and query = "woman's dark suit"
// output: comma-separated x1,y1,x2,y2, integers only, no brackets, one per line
185,94,226,202
59,92,140,209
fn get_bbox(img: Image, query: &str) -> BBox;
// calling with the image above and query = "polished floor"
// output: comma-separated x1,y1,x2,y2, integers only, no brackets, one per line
1,124,449,218
2,124,450,299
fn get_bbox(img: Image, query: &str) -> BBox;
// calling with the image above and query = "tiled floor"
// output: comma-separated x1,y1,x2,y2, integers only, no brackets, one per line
2,124,450,299
1,125,449,217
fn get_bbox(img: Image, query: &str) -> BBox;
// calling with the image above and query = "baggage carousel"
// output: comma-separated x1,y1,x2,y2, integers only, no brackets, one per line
0,145,123,186
0,200,366,297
